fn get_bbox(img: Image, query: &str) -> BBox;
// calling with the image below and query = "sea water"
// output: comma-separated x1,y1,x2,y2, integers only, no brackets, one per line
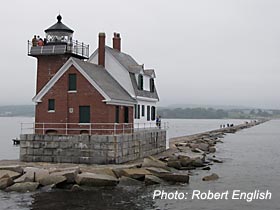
0,118,279,210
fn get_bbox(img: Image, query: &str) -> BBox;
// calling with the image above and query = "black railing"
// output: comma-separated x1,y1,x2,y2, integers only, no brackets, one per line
27,40,89,59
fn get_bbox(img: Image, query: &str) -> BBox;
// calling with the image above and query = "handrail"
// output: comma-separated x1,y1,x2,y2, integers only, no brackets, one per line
20,122,169,135
27,39,89,58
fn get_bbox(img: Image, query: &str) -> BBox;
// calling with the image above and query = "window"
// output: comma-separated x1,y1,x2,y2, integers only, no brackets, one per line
137,105,140,119
147,106,150,121
134,104,137,119
79,106,90,123
142,105,145,117
68,74,77,91
115,106,119,123
138,74,143,90
48,99,55,111
124,107,129,123
151,106,156,121
150,78,155,92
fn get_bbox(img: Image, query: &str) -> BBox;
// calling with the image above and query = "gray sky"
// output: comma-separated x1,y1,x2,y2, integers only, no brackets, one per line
1,0,280,109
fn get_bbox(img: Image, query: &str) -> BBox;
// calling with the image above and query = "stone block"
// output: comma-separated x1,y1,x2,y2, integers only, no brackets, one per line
33,156,42,162
34,141,46,148
20,148,27,156
42,156,53,162
43,149,53,156
33,148,44,156
60,141,72,149
26,148,34,155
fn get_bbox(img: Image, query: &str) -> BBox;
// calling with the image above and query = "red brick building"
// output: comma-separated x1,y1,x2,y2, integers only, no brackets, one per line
29,15,160,135
29,15,136,135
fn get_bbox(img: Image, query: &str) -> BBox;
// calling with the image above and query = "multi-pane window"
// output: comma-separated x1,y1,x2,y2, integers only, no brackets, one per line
68,74,77,91
124,107,129,123
151,106,156,121
150,78,155,92
48,99,55,111
115,106,120,123
138,74,143,90
137,105,140,119
147,106,150,121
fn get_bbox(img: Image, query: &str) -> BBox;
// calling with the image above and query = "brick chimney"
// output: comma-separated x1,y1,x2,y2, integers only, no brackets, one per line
113,32,121,52
98,32,106,67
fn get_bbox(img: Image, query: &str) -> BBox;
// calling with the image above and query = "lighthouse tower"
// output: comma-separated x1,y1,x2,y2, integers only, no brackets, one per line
28,14,89,94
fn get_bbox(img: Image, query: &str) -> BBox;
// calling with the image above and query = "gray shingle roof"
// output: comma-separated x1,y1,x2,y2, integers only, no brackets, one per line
105,46,142,73
73,58,136,104
105,46,159,100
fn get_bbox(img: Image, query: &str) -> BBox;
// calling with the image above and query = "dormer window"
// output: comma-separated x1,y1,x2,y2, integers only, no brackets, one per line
138,74,143,90
150,78,155,92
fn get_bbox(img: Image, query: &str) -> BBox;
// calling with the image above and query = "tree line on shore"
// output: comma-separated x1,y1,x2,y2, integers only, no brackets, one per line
0,105,279,119
157,107,278,119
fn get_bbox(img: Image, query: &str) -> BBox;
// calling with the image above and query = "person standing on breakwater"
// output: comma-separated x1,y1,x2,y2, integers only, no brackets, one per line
156,116,162,129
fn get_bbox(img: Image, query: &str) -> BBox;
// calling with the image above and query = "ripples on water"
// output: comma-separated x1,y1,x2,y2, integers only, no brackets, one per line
0,118,279,210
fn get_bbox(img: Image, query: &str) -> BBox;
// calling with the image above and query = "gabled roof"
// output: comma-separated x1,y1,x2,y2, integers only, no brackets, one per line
33,57,136,105
104,47,159,100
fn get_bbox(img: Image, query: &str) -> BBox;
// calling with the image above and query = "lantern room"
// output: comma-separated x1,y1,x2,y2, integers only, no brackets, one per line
44,15,73,45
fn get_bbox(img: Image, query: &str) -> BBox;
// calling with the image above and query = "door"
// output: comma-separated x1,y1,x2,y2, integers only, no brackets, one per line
79,106,90,123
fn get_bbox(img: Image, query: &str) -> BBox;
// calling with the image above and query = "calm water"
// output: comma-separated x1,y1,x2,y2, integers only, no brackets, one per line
0,117,279,210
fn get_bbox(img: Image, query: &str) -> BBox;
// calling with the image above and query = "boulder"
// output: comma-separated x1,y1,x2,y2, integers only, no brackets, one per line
0,165,23,174
145,175,164,185
75,172,118,187
209,147,216,153
0,170,21,180
191,158,205,167
49,166,80,174
40,184,56,192
167,160,182,170
191,148,204,153
24,167,49,182
14,169,38,183
202,166,211,170
0,175,14,190
145,167,170,176
50,170,78,183
158,173,189,183
178,157,193,167
38,175,67,186
6,182,39,192
202,173,219,181
119,176,143,186
175,142,188,147
71,184,84,191
208,158,223,163
198,143,209,151
119,168,151,180
82,168,116,178
189,143,199,149
142,156,169,170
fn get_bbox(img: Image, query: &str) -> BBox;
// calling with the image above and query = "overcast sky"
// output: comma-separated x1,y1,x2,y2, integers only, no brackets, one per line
1,0,280,109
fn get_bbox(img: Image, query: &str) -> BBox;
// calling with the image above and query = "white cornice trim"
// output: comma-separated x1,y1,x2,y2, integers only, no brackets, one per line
136,96,159,102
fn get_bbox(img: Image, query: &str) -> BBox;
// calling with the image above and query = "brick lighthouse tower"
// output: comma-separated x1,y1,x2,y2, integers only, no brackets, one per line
28,15,89,134
28,14,89,94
